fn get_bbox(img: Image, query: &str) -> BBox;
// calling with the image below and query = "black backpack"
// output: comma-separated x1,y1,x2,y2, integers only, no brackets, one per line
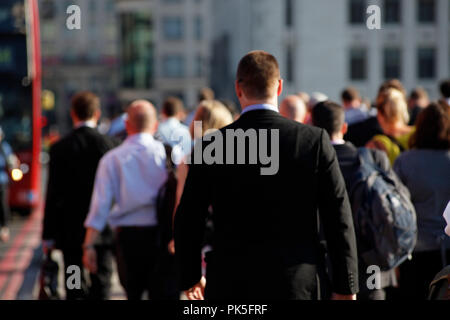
349,148,417,271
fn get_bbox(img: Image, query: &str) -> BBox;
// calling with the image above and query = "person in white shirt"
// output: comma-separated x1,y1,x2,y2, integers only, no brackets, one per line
83,100,168,300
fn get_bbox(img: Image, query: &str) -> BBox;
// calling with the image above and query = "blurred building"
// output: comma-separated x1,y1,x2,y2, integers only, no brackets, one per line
211,0,450,102
116,0,212,111
39,0,119,134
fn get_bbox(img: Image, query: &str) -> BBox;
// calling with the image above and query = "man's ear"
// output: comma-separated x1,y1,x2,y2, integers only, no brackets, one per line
70,109,78,124
277,79,283,97
235,80,242,99
94,109,101,122
342,122,348,136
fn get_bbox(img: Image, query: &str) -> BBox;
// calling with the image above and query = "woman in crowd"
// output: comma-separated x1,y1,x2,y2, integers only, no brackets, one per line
393,101,450,299
175,99,233,216
366,88,415,164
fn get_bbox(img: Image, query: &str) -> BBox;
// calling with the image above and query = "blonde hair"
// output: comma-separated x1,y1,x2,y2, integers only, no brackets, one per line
376,88,410,125
190,100,233,138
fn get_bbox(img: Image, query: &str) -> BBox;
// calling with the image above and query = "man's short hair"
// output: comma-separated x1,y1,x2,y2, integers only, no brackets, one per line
198,87,215,102
71,91,100,121
162,97,184,117
312,101,345,138
440,80,450,99
236,51,280,100
341,87,360,102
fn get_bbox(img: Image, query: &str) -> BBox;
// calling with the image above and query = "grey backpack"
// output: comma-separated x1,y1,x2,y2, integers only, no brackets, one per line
349,148,417,271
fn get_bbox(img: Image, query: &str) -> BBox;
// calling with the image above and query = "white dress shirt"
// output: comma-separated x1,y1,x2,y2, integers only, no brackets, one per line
85,133,168,231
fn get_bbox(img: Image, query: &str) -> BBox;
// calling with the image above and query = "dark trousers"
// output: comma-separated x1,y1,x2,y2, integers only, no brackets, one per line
115,226,160,300
397,249,450,300
62,244,113,300
204,252,321,300
0,184,10,228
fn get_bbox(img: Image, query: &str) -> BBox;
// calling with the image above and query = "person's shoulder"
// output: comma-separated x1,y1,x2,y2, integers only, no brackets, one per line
49,131,75,153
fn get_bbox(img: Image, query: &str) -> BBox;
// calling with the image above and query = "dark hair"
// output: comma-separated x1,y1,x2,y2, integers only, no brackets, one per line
162,97,184,117
440,80,450,99
312,101,345,137
236,51,280,100
341,87,360,102
409,101,450,150
71,91,100,121
409,87,429,101
198,87,215,102
378,79,407,98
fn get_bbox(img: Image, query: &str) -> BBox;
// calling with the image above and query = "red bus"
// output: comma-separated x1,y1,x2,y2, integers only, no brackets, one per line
0,0,41,213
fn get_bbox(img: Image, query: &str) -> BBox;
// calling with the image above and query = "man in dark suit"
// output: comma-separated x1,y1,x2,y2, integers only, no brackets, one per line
175,51,358,300
42,92,118,300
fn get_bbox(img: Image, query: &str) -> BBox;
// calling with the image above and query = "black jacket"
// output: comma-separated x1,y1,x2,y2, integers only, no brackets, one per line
174,110,358,299
42,126,119,249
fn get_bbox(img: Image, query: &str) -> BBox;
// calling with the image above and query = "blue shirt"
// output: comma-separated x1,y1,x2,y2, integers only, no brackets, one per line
85,133,168,231
157,117,192,158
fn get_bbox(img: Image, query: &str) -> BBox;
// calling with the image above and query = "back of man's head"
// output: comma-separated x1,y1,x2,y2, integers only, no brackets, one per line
440,80,450,99
341,87,360,103
236,51,280,100
126,100,157,134
71,91,100,121
312,101,345,138
280,95,307,123
162,97,184,118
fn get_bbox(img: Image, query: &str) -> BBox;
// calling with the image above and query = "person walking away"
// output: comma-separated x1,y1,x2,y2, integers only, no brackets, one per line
83,100,168,300
42,92,118,300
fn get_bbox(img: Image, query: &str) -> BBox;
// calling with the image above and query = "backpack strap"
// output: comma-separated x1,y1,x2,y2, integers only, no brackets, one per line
357,147,375,165
386,135,405,152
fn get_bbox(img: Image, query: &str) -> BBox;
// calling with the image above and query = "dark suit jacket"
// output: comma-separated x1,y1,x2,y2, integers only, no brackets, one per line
174,110,358,299
42,126,119,249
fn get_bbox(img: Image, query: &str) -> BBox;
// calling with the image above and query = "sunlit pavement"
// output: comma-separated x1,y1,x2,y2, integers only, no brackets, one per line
0,164,126,300
0,206,126,300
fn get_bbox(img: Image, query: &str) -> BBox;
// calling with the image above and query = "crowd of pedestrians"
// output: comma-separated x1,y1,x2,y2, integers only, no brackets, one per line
40,51,450,301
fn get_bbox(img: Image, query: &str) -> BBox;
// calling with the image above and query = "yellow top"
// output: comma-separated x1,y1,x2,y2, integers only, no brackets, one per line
370,129,415,165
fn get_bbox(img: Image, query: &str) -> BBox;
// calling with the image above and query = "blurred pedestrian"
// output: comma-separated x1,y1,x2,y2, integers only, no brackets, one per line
83,100,168,300
184,87,215,127
366,88,414,165
341,87,369,125
439,80,450,105
42,91,118,300
394,101,450,299
0,127,18,243
312,101,405,301
407,87,429,126
280,95,307,123
156,97,192,160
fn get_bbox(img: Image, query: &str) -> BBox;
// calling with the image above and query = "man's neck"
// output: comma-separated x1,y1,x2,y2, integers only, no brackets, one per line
241,99,278,111
73,119,97,129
